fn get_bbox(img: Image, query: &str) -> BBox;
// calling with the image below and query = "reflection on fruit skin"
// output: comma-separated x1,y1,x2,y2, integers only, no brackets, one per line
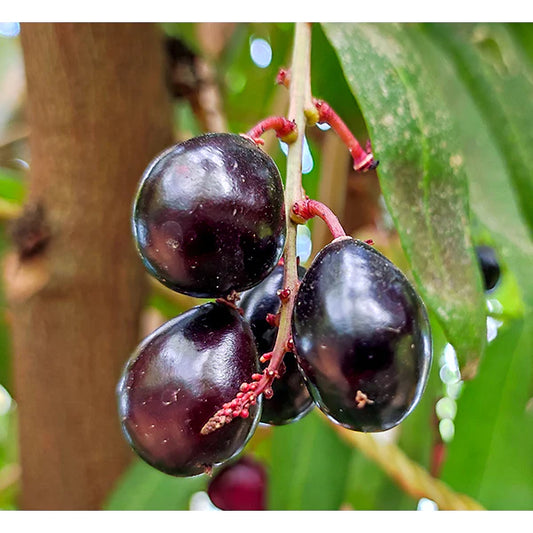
292,237,432,433
132,133,286,298
117,302,262,477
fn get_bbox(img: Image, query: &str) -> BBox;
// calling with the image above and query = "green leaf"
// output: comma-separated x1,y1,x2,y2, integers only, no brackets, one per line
322,23,487,372
427,23,533,240
105,459,207,510
268,409,352,510
441,320,533,509
420,23,533,315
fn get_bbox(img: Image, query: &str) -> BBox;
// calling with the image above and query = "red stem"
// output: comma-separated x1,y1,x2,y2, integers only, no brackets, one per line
292,198,346,239
314,99,377,172
245,116,297,145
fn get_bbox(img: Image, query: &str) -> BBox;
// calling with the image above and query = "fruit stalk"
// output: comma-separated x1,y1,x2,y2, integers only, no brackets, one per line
334,424,485,510
270,21,312,376
245,116,297,144
313,98,377,172
201,22,312,435
291,198,347,239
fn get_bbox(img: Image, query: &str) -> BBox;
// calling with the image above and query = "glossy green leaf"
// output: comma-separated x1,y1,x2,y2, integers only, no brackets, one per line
322,23,487,372
105,459,207,510
441,320,533,509
268,410,352,510
420,23,533,315
409,32,533,510
427,23,533,240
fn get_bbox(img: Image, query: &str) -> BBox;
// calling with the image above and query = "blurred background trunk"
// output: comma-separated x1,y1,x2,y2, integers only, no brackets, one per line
5,23,173,509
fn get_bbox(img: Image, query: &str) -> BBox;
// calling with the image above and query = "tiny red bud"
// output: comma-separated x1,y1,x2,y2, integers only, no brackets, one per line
277,288,291,301
266,313,279,327
260,351,272,363
286,336,295,352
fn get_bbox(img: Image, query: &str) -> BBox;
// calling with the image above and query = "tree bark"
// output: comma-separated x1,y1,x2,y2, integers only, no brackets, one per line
6,23,173,509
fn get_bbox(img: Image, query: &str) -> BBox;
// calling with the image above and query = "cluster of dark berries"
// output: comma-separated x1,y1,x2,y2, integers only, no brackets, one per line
117,114,432,479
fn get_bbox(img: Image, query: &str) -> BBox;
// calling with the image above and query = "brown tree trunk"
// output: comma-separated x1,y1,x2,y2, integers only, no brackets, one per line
6,23,173,510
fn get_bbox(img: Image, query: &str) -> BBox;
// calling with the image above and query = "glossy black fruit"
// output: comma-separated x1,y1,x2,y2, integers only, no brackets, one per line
292,237,432,433
475,245,501,292
117,302,261,477
132,133,286,298
239,264,314,425
207,456,267,511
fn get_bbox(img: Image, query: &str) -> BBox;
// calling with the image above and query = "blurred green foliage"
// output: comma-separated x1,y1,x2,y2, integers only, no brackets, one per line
1,22,533,511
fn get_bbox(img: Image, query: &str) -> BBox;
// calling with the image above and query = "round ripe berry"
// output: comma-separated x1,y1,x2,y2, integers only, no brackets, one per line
239,264,314,425
475,245,501,292
292,237,432,433
117,302,262,477
132,133,286,298
207,456,267,511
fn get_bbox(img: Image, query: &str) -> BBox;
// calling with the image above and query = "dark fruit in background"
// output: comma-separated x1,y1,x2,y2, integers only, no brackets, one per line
117,302,262,477
207,456,267,511
475,245,501,292
132,133,286,298
292,237,432,433
239,264,314,425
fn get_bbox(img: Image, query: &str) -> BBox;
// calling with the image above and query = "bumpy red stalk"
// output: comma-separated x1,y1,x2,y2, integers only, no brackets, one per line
200,325,292,434
313,99,378,172
292,198,347,239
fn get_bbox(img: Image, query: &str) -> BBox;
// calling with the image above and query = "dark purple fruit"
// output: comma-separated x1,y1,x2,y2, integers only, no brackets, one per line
207,456,267,511
117,302,261,477
292,237,432,433
475,245,500,292
132,133,286,298
239,264,313,425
